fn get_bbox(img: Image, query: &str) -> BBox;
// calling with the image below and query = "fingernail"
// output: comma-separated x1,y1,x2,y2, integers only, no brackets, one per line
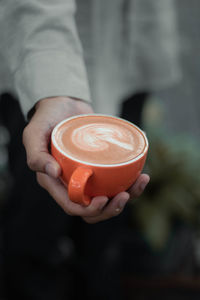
45,163,57,178
115,207,121,213
115,202,125,213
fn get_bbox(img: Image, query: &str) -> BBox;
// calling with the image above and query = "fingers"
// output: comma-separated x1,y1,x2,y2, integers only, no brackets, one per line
83,192,130,224
37,171,150,224
36,172,110,216
37,172,84,215
23,123,61,178
83,174,150,223
128,173,150,199
23,97,93,178
37,172,129,222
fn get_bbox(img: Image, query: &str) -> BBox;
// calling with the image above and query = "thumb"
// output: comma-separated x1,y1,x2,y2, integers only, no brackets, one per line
23,122,61,178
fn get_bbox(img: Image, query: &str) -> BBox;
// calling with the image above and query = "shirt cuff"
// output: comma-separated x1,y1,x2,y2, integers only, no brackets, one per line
14,50,91,117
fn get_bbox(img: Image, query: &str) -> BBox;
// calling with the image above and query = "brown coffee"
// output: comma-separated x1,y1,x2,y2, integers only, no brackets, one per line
53,115,146,165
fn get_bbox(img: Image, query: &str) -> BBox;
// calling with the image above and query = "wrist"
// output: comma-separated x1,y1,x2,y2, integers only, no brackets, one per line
28,96,72,121
28,96,93,121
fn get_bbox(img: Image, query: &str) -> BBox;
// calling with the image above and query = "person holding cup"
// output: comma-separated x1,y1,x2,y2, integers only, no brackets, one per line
23,97,150,224
0,0,150,224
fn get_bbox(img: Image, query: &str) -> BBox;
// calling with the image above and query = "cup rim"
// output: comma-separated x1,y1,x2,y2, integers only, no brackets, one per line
51,114,149,167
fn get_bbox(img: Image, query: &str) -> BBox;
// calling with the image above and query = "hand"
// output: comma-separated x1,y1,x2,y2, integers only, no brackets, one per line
23,96,94,177
37,172,150,224
23,97,150,223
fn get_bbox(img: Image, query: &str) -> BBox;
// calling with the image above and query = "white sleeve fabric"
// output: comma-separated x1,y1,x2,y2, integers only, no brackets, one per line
0,0,91,116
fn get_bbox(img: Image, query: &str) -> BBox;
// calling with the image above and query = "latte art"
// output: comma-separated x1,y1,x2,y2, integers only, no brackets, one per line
54,115,146,165
72,123,134,152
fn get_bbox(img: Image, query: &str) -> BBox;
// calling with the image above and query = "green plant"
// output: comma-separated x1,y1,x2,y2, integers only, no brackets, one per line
131,128,200,251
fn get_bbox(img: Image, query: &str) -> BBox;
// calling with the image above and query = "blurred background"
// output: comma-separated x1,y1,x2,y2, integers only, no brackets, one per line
0,0,200,299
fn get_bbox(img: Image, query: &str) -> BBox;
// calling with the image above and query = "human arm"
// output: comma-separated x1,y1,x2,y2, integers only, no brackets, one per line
0,0,90,115
1,1,149,223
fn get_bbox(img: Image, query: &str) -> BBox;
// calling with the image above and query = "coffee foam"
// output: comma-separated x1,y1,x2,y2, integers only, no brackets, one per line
72,123,134,152
54,115,146,165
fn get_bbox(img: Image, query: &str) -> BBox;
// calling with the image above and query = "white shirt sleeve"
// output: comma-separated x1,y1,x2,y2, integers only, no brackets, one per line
0,0,91,116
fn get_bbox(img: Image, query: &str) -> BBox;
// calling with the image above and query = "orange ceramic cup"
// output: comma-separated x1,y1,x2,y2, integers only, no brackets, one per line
51,114,148,206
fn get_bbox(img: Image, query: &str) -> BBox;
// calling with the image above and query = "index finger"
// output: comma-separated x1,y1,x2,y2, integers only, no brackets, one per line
23,122,61,178
36,172,109,217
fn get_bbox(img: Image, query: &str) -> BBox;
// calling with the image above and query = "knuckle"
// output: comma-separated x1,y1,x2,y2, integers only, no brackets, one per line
87,207,97,217
83,209,99,218
64,205,77,217
22,125,31,145
87,202,106,215
27,157,40,171
66,208,76,217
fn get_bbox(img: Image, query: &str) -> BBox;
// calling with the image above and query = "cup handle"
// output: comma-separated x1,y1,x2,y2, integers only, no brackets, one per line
68,167,93,206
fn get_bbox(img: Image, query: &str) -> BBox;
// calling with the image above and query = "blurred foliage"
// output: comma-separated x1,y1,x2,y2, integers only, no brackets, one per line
130,127,200,251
